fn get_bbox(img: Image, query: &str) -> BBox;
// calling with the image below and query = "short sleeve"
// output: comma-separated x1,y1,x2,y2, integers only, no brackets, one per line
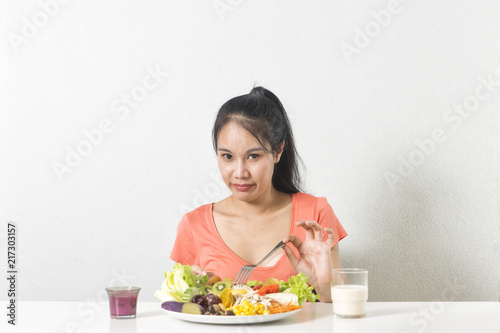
169,214,197,265
317,197,348,246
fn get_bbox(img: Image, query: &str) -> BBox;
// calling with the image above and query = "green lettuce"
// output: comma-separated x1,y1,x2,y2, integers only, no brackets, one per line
279,273,319,305
156,263,208,302
246,280,264,288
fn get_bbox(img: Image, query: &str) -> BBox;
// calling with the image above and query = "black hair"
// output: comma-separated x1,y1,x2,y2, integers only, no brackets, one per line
212,86,302,194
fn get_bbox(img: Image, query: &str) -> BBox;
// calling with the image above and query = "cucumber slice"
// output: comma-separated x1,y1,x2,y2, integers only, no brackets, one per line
181,287,200,303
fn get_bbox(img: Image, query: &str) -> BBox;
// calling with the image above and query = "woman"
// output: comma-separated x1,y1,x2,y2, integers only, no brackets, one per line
170,86,347,302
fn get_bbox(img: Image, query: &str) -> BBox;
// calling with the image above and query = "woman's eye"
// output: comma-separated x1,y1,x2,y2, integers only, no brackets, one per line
248,154,259,160
221,153,232,160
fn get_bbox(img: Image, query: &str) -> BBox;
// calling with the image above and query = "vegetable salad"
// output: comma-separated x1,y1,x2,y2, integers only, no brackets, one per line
155,263,319,316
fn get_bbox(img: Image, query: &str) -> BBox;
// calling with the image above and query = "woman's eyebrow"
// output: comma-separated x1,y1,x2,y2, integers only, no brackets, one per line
218,147,266,153
246,147,266,153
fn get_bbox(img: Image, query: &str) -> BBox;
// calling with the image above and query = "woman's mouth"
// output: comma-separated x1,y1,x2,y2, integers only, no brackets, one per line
232,183,254,191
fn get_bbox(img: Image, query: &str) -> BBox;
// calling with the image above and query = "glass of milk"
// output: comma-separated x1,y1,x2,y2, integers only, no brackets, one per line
331,268,368,318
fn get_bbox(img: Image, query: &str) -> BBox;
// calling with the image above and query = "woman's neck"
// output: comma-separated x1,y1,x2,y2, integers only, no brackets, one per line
229,187,289,216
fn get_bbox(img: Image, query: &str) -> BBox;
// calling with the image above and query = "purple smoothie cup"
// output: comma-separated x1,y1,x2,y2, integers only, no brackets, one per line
105,286,141,319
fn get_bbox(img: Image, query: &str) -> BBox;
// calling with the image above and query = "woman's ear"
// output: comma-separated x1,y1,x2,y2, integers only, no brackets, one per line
274,142,285,163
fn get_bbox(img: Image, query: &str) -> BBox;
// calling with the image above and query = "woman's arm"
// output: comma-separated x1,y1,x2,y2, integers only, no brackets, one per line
314,243,342,302
331,243,341,270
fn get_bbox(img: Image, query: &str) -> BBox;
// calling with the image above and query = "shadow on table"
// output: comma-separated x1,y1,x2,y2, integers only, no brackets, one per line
137,311,162,318
364,304,411,318
109,317,138,333
315,303,411,320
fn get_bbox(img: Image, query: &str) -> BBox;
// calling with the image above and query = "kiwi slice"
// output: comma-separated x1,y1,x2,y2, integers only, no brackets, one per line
212,281,231,295
199,285,212,295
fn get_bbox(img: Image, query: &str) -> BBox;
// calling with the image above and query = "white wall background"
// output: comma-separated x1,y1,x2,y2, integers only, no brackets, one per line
1,0,499,310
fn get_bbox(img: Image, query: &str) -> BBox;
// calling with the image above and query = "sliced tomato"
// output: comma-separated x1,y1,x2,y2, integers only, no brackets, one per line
252,284,263,291
257,283,279,296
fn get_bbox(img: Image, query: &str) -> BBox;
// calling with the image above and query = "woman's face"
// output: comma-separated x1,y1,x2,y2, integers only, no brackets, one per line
216,121,282,203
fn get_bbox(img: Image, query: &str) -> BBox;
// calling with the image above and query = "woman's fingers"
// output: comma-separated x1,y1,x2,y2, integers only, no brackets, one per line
296,220,323,240
308,220,323,240
283,234,303,250
282,244,300,271
324,227,336,248
296,220,314,240
191,265,207,276
282,235,302,271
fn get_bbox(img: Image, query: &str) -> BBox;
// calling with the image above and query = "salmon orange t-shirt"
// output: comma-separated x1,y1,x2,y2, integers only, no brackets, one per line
169,192,347,282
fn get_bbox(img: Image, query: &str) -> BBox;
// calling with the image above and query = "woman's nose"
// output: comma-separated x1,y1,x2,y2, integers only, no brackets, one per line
234,160,248,178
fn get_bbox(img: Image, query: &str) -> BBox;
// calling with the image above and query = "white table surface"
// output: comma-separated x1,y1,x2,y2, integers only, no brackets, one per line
1,301,499,333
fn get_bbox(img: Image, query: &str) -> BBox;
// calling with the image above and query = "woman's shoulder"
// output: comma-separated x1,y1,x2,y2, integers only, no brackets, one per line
292,192,341,228
293,192,329,206
181,203,212,222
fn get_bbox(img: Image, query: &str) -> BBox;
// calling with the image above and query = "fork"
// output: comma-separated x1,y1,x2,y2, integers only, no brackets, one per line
233,240,286,286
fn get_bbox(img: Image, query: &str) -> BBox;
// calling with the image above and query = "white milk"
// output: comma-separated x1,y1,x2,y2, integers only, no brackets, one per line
331,285,368,317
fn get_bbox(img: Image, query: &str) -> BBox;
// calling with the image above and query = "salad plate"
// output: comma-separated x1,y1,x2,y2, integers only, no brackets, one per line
162,306,304,325
156,264,318,325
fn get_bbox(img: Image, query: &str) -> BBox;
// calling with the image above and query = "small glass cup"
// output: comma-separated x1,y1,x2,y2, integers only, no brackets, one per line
331,268,368,319
105,286,141,319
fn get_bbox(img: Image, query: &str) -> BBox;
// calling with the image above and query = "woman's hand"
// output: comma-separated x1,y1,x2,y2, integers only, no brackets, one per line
191,265,208,276
282,220,335,302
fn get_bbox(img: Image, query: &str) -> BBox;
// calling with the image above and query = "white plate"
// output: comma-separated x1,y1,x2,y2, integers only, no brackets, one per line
162,307,304,325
